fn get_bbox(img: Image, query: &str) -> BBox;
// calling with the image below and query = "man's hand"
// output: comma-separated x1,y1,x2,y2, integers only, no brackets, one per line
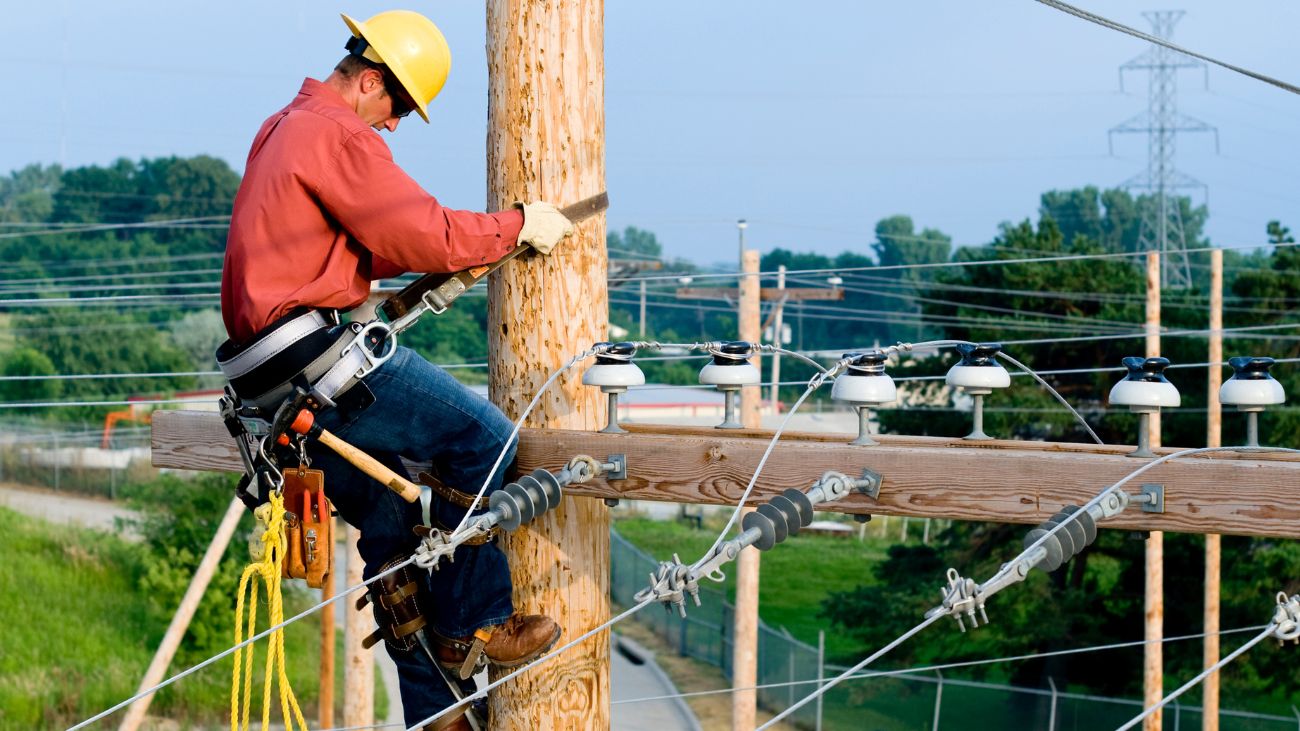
514,201,575,255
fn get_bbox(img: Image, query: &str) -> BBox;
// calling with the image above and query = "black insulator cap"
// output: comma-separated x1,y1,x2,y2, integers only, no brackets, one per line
711,341,754,365
1121,356,1172,382
955,342,1003,367
844,350,889,376
1228,356,1276,380
594,341,637,365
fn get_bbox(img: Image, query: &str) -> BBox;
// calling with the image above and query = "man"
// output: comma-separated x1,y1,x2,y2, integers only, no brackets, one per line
219,10,569,730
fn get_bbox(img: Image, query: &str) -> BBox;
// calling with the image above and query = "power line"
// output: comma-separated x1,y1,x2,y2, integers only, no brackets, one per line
611,624,1267,706
1034,0,1300,96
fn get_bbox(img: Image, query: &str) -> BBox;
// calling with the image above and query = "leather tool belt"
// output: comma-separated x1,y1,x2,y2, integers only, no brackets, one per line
357,555,432,653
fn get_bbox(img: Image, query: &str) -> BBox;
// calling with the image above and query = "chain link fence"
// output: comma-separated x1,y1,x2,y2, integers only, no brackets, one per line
612,528,1300,730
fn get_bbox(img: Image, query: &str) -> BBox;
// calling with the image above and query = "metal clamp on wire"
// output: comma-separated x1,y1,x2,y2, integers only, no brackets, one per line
925,569,985,632
414,455,614,571
1271,592,1300,645
633,556,699,618
635,470,882,618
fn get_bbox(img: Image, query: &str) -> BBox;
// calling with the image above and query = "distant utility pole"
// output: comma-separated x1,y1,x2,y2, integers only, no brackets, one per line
1109,10,1218,290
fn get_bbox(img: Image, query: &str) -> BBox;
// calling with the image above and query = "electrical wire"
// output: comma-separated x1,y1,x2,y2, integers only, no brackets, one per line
610,624,1266,706
1034,0,1300,96
1114,625,1281,731
755,614,947,731
405,598,657,731
67,557,420,731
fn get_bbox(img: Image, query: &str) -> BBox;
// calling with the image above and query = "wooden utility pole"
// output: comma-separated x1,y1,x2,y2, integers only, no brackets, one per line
319,530,335,730
733,249,762,730
640,278,647,338
485,1,609,727
1203,248,1224,731
1144,251,1164,731
342,525,373,728
769,265,788,413
118,497,245,731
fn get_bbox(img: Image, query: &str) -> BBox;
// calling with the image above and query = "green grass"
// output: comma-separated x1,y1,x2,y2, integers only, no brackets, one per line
615,515,893,659
0,506,381,730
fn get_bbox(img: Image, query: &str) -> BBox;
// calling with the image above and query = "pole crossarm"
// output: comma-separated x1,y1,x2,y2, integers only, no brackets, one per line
153,413,1300,538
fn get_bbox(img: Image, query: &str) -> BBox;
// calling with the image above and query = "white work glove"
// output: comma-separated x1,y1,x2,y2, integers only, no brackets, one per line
514,201,575,255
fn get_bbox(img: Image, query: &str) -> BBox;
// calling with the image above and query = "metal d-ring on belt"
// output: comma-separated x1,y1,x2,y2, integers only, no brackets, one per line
216,309,397,416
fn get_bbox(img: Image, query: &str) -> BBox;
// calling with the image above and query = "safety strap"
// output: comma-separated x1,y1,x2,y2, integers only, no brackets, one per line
429,628,496,680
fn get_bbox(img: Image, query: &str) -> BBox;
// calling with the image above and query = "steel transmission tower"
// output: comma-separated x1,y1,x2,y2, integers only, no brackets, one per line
1109,10,1218,289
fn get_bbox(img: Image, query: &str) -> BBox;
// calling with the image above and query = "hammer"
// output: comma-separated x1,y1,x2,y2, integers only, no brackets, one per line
278,409,421,503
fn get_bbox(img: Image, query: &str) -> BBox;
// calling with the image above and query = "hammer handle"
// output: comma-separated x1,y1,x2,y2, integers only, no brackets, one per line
315,429,421,503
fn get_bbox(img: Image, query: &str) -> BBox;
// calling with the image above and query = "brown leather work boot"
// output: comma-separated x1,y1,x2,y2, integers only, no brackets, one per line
434,613,561,678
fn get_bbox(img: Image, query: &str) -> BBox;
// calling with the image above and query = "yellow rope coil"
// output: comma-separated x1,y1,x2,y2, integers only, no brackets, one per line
231,493,308,731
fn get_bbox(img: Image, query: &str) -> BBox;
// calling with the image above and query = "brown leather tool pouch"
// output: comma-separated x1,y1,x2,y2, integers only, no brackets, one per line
356,555,431,653
280,468,333,589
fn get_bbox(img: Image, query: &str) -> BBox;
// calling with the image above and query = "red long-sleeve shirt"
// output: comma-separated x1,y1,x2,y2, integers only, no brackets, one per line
221,78,523,343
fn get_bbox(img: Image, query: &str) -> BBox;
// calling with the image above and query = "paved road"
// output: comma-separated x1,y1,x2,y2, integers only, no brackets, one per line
0,482,140,538
612,634,703,731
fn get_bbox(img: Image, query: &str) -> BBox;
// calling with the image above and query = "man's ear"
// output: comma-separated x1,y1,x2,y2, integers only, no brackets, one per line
361,68,385,95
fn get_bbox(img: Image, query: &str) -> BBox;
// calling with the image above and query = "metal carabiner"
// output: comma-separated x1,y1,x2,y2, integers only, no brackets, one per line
343,320,397,378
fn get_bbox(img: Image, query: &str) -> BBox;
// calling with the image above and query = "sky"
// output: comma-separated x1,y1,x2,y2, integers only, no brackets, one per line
2,1,1297,269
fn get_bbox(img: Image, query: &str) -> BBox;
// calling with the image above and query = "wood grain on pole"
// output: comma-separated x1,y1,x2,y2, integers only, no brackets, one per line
734,248,762,730
117,497,245,731
486,1,609,726
1204,248,1224,731
1144,250,1163,731
153,412,1300,538
342,524,373,728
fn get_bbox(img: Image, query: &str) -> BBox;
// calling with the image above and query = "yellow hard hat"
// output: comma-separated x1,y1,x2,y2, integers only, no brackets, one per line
341,10,451,123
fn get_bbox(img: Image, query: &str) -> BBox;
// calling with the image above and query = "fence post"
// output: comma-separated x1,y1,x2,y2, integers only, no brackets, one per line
53,431,60,491
788,630,797,711
901,517,909,542
1174,698,1181,730
816,630,825,731
932,670,944,731
922,518,931,545
1048,676,1058,731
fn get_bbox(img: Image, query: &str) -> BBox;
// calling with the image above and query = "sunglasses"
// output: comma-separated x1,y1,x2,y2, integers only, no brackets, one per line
383,73,416,119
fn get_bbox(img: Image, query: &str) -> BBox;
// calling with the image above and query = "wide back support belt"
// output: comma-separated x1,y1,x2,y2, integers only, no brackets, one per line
216,309,384,414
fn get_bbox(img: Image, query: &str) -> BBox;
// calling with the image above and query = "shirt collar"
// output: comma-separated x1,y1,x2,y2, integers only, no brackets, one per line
295,77,351,110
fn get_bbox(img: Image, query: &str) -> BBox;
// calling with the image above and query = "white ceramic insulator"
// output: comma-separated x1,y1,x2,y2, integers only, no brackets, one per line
699,361,761,387
945,364,1010,390
831,374,897,405
1109,379,1181,408
581,362,646,389
1219,377,1285,407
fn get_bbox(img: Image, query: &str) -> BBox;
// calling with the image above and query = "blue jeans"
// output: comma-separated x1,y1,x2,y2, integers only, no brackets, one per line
309,346,515,725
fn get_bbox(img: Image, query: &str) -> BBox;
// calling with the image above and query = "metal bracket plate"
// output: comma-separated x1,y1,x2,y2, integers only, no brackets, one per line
606,454,628,481
1139,483,1165,514
858,468,883,500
